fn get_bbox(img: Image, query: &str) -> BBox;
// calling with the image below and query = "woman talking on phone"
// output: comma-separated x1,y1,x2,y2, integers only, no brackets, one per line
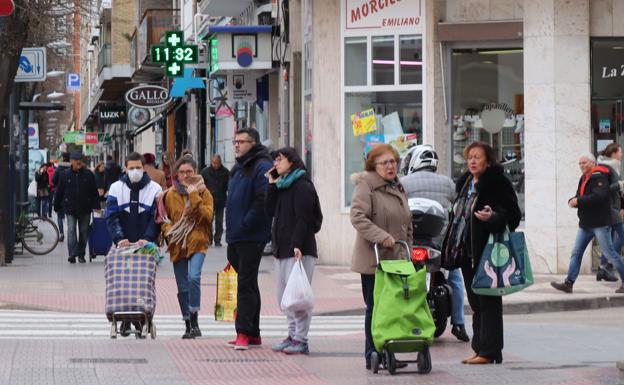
161,157,214,339
265,147,322,355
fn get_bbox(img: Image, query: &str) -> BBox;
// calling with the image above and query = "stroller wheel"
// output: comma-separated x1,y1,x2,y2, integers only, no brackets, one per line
417,346,432,374
384,350,397,375
370,352,379,374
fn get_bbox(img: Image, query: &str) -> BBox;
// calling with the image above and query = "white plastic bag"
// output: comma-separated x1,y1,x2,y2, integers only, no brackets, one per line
280,260,314,312
27,180,37,198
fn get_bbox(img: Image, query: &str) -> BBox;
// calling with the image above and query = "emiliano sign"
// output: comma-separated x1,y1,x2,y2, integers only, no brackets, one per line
125,85,171,109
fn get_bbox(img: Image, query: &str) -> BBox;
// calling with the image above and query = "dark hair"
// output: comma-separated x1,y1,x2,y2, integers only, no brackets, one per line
275,147,306,171
365,144,400,171
142,153,156,165
61,152,70,162
235,128,260,144
463,141,498,166
106,155,113,161
175,156,197,172
601,143,622,158
126,152,145,166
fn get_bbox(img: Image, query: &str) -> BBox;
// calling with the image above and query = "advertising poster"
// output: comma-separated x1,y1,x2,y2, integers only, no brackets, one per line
352,108,377,136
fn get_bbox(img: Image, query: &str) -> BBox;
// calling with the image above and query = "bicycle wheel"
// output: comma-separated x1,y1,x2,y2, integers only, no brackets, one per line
22,216,59,255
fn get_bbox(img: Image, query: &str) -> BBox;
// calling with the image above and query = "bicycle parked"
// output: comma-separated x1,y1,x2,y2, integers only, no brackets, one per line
14,201,59,255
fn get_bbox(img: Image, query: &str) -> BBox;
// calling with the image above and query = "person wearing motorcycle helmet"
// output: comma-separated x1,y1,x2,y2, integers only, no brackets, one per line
400,144,470,343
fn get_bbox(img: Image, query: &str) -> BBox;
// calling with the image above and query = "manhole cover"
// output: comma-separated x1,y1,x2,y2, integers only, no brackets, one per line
70,358,148,364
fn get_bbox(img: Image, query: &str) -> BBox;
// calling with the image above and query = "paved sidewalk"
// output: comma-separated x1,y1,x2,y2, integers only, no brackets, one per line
2,236,624,316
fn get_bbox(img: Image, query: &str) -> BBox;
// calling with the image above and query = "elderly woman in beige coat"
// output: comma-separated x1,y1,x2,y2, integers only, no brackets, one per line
350,143,413,371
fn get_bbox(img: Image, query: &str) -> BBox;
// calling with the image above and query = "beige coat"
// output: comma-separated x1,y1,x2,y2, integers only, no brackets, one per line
145,164,168,190
350,171,413,275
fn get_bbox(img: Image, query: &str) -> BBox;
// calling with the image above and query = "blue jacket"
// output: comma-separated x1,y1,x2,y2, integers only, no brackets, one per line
226,145,273,244
105,173,162,244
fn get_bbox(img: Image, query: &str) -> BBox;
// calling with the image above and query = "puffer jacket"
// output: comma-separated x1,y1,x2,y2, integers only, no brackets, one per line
161,184,214,263
350,171,413,275
574,166,620,229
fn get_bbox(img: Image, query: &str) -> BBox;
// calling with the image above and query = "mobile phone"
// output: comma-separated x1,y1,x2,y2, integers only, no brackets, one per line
270,169,279,179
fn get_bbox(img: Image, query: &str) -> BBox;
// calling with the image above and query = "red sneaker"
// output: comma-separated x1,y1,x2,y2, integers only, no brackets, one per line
226,335,238,347
234,333,250,350
249,336,262,348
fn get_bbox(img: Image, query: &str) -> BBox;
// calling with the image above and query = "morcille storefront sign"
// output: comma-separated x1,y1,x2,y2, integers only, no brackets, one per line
345,0,422,32
125,85,171,109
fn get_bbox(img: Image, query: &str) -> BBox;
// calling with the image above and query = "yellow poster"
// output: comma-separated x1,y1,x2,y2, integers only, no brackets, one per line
352,108,377,136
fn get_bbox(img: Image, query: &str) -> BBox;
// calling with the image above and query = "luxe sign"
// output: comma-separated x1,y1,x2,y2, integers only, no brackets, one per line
99,105,127,124
125,85,171,109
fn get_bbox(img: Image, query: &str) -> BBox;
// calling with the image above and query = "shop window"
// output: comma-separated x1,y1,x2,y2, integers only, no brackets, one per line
372,36,394,85
450,48,524,214
345,37,367,86
344,91,422,206
400,35,422,84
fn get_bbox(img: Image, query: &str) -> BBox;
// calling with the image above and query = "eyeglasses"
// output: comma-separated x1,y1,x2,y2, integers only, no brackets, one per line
178,170,194,175
232,139,254,145
375,159,397,167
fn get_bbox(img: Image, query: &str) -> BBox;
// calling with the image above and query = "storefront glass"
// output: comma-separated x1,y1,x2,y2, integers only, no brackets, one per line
450,48,525,214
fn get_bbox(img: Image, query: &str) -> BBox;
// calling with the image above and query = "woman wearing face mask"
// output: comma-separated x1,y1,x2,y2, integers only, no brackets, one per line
161,157,214,339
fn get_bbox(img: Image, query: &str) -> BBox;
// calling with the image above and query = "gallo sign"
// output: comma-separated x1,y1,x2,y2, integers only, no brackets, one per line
125,85,171,109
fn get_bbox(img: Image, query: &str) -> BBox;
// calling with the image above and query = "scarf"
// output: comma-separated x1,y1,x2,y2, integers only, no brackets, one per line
444,177,478,266
276,169,306,189
162,176,206,249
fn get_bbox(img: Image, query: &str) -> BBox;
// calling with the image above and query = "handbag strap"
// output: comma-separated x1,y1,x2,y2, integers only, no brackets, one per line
488,227,511,244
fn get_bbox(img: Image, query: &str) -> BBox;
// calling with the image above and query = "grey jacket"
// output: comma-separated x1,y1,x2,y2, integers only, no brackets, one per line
400,170,456,245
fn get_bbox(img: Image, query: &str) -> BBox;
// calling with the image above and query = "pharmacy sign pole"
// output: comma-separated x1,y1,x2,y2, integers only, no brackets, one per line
150,31,199,77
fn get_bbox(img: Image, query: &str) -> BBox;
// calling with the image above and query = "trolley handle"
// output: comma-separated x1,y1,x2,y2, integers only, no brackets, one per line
373,240,412,265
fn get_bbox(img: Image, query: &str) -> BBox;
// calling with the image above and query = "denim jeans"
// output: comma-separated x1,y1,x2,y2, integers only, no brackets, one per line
448,268,465,326
567,226,624,283
173,252,206,320
600,223,624,267
66,213,90,258
56,209,65,235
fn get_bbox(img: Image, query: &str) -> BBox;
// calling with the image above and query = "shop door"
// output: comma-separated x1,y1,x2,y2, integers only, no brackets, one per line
592,99,623,172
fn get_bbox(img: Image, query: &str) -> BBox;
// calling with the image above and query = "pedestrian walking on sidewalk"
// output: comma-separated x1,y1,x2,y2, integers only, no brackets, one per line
442,142,521,365
225,128,273,350
53,151,101,263
52,152,71,242
35,164,50,218
104,155,122,192
162,151,175,188
46,162,55,218
161,157,213,339
596,143,624,282
106,152,162,337
94,162,107,209
200,154,229,247
400,144,469,343
143,153,168,190
349,144,413,370
265,147,322,355
551,153,624,294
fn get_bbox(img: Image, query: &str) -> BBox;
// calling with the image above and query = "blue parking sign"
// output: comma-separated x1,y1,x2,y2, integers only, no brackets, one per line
67,73,80,89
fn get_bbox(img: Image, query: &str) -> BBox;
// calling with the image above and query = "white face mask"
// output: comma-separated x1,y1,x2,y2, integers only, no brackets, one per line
128,169,143,183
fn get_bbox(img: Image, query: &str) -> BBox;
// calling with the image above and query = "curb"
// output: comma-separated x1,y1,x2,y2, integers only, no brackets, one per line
317,295,624,317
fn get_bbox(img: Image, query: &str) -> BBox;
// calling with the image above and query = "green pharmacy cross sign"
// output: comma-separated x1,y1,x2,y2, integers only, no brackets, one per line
150,31,199,77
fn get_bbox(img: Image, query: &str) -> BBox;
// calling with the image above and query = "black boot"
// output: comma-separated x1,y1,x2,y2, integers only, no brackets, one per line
190,312,202,337
596,267,618,282
451,324,470,342
120,321,131,337
182,320,194,339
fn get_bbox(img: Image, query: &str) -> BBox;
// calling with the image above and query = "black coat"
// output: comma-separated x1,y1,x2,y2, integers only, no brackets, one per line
265,174,318,259
575,167,620,229
200,165,229,208
35,171,49,193
53,166,100,216
452,164,522,267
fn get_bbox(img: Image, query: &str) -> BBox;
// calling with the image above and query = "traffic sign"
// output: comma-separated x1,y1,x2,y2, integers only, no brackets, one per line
0,0,15,16
15,47,47,83
67,73,80,90
150,30,199,78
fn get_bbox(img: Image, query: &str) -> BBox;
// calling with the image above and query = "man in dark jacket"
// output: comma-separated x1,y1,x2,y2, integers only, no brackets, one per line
225,128,273,350
106,152,162,336
52,152,71,242
104,155,122,191
551,153,624,293
200,154,229,247
53,151,100,263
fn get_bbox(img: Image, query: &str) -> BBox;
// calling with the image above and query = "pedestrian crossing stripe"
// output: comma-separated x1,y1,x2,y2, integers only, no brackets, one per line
0,310,364,339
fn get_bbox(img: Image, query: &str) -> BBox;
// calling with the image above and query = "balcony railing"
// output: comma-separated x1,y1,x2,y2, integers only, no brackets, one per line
97,44,111,74
134,9,178,70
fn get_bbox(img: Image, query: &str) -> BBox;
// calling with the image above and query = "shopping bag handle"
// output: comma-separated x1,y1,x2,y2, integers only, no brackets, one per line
373,240,411,265
224,262,232,272
487,227,510,244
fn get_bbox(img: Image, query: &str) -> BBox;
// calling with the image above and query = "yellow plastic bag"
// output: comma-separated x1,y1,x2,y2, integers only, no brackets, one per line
215,263,237,321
